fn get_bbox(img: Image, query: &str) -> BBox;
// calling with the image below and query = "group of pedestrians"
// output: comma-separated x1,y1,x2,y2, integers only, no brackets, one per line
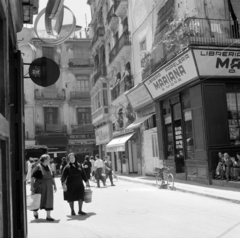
29,153,117,221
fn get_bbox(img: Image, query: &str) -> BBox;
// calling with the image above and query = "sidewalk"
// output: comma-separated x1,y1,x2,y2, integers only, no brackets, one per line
117,174,240,204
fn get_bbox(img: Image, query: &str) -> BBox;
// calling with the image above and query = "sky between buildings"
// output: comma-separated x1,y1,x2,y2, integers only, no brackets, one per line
33,0,92,29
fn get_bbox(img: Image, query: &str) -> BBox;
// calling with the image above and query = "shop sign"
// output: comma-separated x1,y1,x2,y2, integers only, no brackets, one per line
43,104,59,107
144,50,198,99
193,49,240,76
69,134,95,139
95,124,111,145
126,84,153,109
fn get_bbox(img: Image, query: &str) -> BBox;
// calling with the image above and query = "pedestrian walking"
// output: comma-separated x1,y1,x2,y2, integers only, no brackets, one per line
104,155,115,186
82,155,92,180
90,156,96,182
94,154,106,188
31,154,57,221
60,157,67,174
26,158,33,184
61,153,90,216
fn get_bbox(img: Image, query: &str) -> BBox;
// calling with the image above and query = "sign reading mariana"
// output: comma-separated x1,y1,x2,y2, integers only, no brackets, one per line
193,49,240,76
144,50,198,99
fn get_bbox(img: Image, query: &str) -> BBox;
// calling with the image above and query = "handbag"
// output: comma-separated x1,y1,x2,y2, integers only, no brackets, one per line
27,194,41,211
62,182,67,192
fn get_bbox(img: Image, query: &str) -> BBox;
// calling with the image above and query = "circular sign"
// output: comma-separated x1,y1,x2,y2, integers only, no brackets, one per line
29,57,60,87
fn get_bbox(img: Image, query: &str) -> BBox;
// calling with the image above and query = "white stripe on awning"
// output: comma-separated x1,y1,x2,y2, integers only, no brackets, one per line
106,133,134,152
126,113,155,130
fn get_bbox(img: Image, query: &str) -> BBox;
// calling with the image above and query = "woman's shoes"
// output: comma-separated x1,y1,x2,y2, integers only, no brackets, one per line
46,217,55,221
71,210,76,216
78,211,87,215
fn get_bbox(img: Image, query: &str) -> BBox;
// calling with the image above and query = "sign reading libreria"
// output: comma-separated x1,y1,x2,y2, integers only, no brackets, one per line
144,50,198,99
193,49,240,76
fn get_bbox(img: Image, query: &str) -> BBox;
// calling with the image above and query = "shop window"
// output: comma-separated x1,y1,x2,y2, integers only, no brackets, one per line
182,91,190,110
152,133,159,158
226,92,240,144
184,111,194,159
77,107,91,125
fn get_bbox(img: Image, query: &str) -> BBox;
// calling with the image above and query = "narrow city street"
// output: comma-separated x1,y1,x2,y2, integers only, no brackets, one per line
27,178,240,238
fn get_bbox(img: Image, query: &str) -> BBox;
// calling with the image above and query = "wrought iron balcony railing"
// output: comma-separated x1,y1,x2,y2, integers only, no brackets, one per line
68,58,93,68
111,74,133,101
70,91,90,100
92,27,105,48
109,31,131,63
92,65,107,87
147,18,240,78
71,124,94,133
35,124,67,134
34,89,65,100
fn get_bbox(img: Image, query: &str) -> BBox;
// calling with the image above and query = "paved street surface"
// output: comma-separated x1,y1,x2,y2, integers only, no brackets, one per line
27,178,240,238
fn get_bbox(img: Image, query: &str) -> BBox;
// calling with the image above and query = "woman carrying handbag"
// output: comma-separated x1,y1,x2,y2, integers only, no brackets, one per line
61,153,90,216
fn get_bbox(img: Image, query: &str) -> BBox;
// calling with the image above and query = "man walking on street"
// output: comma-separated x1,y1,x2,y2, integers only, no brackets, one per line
94,154,106,188
104,155,115,186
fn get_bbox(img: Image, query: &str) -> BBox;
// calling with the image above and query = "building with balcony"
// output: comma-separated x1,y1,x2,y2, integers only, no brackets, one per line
126,0,240,187
88,0,139,175
20,27,97,165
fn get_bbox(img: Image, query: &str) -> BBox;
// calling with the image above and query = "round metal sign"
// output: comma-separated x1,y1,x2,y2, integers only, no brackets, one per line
29,57,60,87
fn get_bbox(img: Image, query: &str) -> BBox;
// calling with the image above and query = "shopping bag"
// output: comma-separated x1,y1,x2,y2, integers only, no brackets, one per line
27,194,41,211
62,182,67,192
84,187,92,203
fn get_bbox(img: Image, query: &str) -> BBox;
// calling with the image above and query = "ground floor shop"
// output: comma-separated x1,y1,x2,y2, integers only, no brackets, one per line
144,47,240,185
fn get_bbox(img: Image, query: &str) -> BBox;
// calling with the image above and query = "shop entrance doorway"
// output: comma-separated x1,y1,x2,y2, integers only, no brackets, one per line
173,103,185,174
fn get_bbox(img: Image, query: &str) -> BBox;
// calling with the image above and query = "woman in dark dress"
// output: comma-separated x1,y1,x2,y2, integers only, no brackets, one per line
31,154,57,221
83,155,92,180
61,153,90,216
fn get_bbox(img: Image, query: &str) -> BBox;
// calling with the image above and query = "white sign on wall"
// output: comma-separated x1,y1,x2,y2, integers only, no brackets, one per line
95,124,111,145
193,49,240,77
126,84,153,109
144,50,198,99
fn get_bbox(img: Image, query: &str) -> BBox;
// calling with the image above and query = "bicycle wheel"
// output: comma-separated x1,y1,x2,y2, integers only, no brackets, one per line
167,173,174,190
156,174,163,187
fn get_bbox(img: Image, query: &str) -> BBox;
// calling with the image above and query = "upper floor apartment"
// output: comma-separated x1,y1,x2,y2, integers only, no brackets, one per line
141,0,240,81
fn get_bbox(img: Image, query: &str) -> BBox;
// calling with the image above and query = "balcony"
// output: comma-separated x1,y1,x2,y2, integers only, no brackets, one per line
107,4,119,31
34,89,65,100
92,27,105,50
150,18,240,76
70,91,90,100
122,17,128,33
92,107,109,124
35,124,67,134
115,0,128,17
92,65,107,87
71,124,94,133
68,58,93,68
111,74,134,101
109,31,131,65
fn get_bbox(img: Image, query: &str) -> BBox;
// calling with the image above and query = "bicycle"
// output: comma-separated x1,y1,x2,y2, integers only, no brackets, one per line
154,167,174,190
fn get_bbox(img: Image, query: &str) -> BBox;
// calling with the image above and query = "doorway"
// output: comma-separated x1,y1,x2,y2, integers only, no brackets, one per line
172,103,185,173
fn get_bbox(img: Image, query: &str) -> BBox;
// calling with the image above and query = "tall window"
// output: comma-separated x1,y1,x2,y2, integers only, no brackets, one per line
163,100,174,160
226,91,240,144
103,83,108,106
44,107,58,124
77,108,91,125
140,38,146,51
76,75,89,92
182,91,194,159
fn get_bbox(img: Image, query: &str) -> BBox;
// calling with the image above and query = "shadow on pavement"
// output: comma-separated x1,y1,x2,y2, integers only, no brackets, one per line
66,212,96,221
30,219,61,223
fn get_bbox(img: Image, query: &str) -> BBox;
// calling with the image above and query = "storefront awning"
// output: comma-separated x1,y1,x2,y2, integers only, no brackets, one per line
106,133,134,152
126,113,155,130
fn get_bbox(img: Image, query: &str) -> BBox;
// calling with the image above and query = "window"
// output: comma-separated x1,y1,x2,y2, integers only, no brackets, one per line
44,107,59,124
77,107,91,125
73,47,88,59
76,75,89,92
226,92,240,144
144,115,156,130
42,46,55,60
103,89,108,106
140,39,146,51
152,133,159,158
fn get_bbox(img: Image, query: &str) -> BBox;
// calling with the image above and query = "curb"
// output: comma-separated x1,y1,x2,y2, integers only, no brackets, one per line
118,176,240,204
